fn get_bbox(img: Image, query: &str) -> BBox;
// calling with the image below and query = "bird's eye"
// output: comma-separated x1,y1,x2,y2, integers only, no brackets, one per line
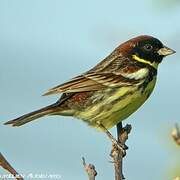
144,44,153,51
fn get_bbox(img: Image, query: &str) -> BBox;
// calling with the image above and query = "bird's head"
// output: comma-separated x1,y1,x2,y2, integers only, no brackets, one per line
117,35,176,69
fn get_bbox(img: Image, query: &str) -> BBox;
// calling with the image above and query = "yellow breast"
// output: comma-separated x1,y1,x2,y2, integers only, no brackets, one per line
76,77,157,130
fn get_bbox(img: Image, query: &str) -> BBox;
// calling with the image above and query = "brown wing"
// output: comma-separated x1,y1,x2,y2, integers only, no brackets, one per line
43,72,140,96
43,75,105,96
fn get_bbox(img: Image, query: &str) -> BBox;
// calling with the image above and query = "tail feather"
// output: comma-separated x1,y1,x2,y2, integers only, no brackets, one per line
4,103,59,127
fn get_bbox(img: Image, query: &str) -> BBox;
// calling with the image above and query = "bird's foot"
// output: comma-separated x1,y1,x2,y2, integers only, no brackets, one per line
97,121,126,156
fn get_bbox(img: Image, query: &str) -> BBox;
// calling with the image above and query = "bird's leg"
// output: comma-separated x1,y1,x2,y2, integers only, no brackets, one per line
97,121,126,155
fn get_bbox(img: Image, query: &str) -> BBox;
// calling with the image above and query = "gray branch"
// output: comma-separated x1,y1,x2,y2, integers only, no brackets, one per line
82,157,97,180
110,123,132,180
172,123,180,146
0,152,24,180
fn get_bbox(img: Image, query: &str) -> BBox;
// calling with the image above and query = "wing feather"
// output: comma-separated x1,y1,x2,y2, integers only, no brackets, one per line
43,75,105,95
43,72,141,96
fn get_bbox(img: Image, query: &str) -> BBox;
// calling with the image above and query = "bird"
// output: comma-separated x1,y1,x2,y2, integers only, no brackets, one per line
4,35,175,132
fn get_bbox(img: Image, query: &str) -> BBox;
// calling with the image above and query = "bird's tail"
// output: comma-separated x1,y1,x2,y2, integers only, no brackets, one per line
4,102,60,127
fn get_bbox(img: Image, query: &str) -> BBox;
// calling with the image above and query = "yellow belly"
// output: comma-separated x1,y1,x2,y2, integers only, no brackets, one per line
76,77,157,130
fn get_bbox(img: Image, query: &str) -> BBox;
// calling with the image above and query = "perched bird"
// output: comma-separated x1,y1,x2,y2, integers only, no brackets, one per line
4,35,175,131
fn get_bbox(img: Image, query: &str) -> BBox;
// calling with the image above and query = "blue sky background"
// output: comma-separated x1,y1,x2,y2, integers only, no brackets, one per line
0,0,180,179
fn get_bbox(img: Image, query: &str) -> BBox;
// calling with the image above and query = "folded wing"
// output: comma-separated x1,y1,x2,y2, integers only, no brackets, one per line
43,71,141,96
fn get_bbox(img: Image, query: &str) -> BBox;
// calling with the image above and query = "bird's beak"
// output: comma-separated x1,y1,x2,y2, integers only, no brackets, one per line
157,46,176,56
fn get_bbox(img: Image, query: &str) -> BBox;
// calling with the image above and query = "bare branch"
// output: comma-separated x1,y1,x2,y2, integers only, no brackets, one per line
82,122,131,180
172,123,180,146
110,123,132,180
82,157,97,180
0,152,24,180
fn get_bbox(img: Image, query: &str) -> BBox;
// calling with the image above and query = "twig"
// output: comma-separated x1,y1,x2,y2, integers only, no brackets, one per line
110,122,132,180
82,157,97,180
0,152,24,180
171,123,180,146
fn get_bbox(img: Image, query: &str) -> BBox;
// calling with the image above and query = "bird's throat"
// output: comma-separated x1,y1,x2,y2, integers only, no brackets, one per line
132,55,159,69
